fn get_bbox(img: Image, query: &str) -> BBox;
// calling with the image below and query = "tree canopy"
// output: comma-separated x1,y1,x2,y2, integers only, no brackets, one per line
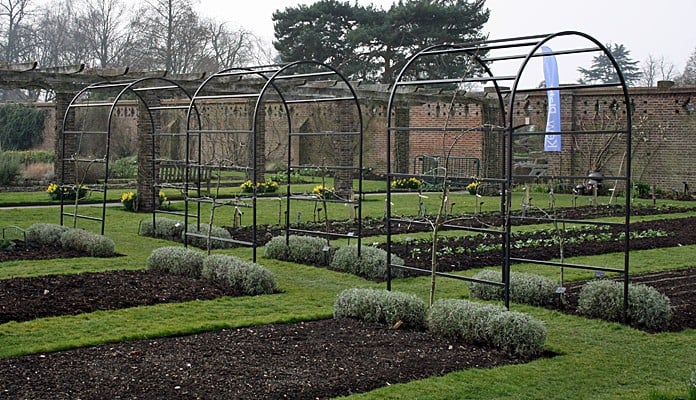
0,0,272,74
0,103,44,150
272,0,490,83
577,43,642,86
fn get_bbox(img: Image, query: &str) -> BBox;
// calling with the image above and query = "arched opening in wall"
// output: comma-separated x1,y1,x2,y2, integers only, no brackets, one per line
185,61,364,261
385,32,632,317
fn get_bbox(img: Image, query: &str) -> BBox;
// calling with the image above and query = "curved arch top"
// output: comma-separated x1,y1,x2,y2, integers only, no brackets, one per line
387,31,632,123
188,60,363,136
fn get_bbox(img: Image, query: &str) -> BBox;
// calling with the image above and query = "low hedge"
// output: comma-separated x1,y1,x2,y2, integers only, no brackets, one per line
183,224,233,250
264,235,330,265
469,269,557,306
146,246,205,278
429,298,546,358
147,247,278,296
26,223,69,246
330,245,405,281
202,254,278,295
25,223,115,257
577,279,672,330
59,229,115,258
138,217,185,241
333,288,427,329
334,290,547,359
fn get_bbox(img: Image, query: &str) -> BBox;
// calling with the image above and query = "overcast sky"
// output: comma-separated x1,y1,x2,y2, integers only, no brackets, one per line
197,0,696,82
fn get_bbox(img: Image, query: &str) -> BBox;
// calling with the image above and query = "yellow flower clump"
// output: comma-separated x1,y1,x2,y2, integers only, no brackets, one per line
391,177,422,190
120,192,135,202
312,184,334,198
466,181,480,194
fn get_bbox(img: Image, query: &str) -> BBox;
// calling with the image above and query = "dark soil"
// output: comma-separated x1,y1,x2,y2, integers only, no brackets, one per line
0,270,231,324
224,204,696,246
0,318,535,399
0,241,84,263
0,267,693,399
388,216,696,275
0,205,694,398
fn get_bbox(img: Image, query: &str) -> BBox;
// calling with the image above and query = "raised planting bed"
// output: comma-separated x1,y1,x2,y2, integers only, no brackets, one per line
385,216,696,275
0,267,694,398
0,318,543,399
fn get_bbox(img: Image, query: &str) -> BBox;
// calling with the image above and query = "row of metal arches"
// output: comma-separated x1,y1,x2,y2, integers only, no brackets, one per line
59,31,632,313
59,60,364,261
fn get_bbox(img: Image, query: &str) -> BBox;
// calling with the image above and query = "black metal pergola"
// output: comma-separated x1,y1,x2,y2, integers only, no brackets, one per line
184,60,364,261
385,32,632,315
60,77,197,234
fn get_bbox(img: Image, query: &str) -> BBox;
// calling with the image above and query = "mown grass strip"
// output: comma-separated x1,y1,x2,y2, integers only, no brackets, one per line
0,259,372,358
1,193,696,399
339,308,696,400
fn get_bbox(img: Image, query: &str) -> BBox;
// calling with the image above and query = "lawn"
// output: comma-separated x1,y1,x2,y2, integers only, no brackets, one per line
0,189,695,399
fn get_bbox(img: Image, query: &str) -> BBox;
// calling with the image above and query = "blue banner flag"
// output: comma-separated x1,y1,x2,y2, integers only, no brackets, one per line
542,46,561,152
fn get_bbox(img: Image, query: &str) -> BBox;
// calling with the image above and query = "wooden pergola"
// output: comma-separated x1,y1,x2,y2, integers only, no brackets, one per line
0,62,206,181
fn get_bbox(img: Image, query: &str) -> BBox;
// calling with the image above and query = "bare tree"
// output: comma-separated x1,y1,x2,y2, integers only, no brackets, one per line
640,54,676,87
573,107,627,175
572,105,663,185
171,9,209,73
32,0,88,67
3,0,276,77
0,0,46,99
208,22,250,69
128,0,209,73
0,0,34,62
207,21,273,69
72,0,133,68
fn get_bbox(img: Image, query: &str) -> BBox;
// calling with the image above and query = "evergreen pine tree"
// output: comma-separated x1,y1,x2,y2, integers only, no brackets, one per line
578,43,642,86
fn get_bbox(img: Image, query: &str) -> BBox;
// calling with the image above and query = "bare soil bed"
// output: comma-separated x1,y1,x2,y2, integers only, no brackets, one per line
225,204,696,246
0,269,230,324
0,207,694,398
2,216,694,326
0,318,535,399
0,267,693,399
388,216,696,275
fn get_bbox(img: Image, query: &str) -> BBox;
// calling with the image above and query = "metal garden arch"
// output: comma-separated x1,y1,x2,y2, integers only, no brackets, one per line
386,31,632,315
61,77,198,235
185,61,364,261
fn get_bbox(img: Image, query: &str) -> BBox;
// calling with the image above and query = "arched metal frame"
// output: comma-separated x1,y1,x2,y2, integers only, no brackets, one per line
185,60,364,261
61,77,196,235
386,31,632,315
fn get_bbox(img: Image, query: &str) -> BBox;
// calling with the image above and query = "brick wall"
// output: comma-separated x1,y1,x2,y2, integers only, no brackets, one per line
509,86,696,192
408,102,484,161
37,84,696,194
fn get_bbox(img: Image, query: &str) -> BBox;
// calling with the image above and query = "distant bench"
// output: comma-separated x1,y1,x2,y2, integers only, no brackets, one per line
413,155,480,188
157,163,216,189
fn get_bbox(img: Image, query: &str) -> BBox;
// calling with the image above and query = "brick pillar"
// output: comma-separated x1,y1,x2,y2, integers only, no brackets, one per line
334,102,355,199
247,99,265,182
394,104,410,174
54,91,77,184
288,107,301,170
136,96,159,212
